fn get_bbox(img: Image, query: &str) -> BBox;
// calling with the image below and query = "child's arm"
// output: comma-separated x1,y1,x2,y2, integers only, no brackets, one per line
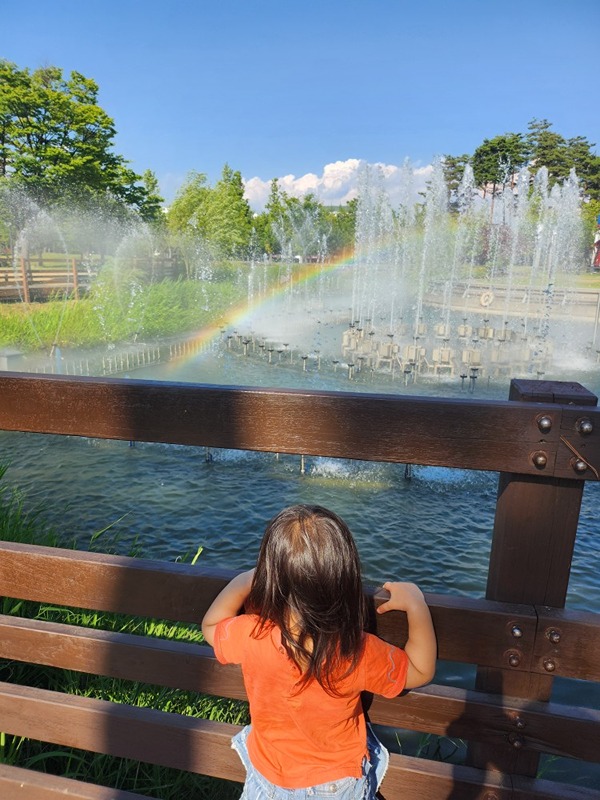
377,581,436,689
201,568,255,647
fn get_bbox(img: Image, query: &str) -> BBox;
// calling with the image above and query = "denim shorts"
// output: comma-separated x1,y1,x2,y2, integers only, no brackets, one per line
231,723,389,800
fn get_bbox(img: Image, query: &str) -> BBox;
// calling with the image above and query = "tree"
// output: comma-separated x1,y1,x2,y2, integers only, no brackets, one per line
442,154,471,194
526,119,600,201
139,170,164,223
166,165,253,258
166,171,210,233
0,60,161,218
327,198,357,255
262,178,289,254
471,133,528,198
526,118,570,181
204,164,253,257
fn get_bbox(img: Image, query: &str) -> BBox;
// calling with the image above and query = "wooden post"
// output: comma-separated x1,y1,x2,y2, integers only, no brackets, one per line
470,379,598,775
20,257,30,303
71,257,79,300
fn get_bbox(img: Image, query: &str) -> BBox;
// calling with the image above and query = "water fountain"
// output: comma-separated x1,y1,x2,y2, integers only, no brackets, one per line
3,161,596,391
202,160,597,396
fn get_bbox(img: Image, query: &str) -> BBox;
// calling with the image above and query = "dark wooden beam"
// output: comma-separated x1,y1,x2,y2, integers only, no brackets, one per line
0,764,156,800
0,373,597,479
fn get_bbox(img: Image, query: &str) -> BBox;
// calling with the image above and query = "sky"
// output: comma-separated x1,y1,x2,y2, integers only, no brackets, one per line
3,0,599,209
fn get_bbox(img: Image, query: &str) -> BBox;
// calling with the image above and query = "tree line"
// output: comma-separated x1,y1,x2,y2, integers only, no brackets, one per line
166,168,357,260
1,60,598,263
443,118,600,229
0,60,356,261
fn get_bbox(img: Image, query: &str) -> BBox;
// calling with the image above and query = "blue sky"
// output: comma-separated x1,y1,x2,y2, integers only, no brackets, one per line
4,0,599,207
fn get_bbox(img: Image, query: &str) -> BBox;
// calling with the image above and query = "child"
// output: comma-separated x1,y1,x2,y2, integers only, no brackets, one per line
202,504,436,799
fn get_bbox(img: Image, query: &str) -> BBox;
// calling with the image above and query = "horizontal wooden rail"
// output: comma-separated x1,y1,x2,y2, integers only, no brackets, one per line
1,682,597,800
1,613,599,765
0,542,231,623
2,542,600,680
0,681,246,781
0,373,598,479
369,685,600,763
532,607,600,681
0,764,157,800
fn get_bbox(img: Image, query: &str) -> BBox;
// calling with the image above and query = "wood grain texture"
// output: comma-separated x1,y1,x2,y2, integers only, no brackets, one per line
0,764,157,800
0,372,598,478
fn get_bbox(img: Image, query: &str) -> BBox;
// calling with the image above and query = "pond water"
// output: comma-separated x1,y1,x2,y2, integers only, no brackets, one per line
2,345,598,612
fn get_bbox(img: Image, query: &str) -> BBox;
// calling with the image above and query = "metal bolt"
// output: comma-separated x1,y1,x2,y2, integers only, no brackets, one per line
508,733,525,749
511,625,523,639
508,652,521,667
576,417,593,435
543,658,556,672
546,628,561,644
571,458,588,474
537,415,553,433
515,717,526,730
531,451,548,469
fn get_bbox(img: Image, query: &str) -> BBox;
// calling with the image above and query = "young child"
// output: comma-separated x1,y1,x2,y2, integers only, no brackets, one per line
202,504,436,799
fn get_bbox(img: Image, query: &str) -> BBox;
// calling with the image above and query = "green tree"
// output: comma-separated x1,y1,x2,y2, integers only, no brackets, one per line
0,60,159,217
139,170,165,223
327,198,357,255
263,178,289,254
526,118,570,181
565,136,600,201
166,171,210,233
526,119,600,201
442,154,471,195
166,165,253,258
204,164,253,257
471,133,528,198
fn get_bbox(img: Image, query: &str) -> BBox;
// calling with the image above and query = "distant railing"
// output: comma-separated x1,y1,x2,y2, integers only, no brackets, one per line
0,254,181,302
0,373,598,799
426,280,600,325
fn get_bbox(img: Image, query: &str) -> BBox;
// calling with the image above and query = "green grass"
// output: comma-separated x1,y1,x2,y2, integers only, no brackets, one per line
0,269,247,351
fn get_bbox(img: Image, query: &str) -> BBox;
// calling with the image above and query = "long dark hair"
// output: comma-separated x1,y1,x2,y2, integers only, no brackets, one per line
247,504,368,694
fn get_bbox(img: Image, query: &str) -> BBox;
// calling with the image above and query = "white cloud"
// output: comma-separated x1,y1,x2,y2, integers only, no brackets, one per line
243,158,432,211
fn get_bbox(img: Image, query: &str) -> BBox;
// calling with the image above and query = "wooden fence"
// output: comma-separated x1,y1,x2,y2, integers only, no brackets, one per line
0,254,181,302
0,372,598,799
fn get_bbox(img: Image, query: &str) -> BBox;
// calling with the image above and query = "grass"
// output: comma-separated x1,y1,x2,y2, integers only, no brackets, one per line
0,267,248,351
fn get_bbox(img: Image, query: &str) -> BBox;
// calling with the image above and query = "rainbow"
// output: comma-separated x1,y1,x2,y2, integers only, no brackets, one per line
162,253,357,375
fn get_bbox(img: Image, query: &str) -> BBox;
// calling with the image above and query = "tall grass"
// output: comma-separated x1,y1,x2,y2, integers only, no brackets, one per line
0,272,246,351
0,465,248,798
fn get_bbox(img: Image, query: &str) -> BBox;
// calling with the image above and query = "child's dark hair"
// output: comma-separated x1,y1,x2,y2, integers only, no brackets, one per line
247,504,368,693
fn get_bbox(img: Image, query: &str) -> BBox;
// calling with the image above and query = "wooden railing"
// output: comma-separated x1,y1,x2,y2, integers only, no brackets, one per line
0,372,598,799
0,254,180,302
0,255,98,302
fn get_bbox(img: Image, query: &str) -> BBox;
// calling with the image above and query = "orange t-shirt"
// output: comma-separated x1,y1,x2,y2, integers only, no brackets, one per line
213,614,408,789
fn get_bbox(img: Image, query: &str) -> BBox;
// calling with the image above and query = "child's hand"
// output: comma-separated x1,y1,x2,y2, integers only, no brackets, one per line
376,581,425,614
